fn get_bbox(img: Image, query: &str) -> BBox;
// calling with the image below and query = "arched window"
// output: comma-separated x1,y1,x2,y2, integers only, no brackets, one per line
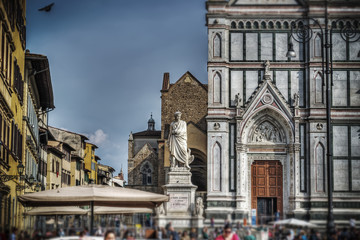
246,21,251,29
140,162,153,185
213,72,221,103
314,34,322,58
284,21,289,29
261,21,267,29
268,21,274,29
231,21,236,29
213,33,221,58
253,21,259,29
315,71,324,103
276,21,282,29
315,143,325,192
238,21,244,29
212,142,221,191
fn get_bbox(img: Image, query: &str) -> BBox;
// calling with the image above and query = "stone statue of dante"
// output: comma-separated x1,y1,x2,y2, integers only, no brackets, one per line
168,111,194,169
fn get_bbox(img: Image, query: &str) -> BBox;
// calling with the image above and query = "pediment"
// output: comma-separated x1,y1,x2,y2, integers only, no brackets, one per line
169,71,207,93
241,76,294,126
133,143,156,160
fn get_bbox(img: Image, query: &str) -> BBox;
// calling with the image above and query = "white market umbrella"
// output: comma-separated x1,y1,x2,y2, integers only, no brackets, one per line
18,184,168,208
25,206,88,216
271,218,318,228
93,206,153,215
18,184,168,233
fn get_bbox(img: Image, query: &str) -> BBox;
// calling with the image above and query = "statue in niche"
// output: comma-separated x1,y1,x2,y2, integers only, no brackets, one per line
234,93,242,108
252,121,282,143
293,92,300,107
264,60,271,76
195,197,204,217
168,111,194,169
156,203,165,216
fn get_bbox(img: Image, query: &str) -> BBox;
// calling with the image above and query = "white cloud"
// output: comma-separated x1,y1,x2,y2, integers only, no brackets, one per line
88,129,108,146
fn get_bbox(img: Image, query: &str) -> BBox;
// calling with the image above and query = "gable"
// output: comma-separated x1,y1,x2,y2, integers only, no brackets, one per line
132,143,157,170
169,71,207,93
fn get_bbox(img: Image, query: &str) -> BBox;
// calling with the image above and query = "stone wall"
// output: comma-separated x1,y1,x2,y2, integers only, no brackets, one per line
161,72,208,138
127,143,160,193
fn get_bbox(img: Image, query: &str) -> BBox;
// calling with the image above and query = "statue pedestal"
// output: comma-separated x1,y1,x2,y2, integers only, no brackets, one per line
155,167,203,229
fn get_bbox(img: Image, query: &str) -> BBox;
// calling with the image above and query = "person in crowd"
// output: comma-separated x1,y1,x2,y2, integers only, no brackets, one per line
126,231,135,240
299,230,307,240
166,222,172,237
181,230,190,240
211,218,215,228
275,210,280,221
189,228,197,240
58,228,65,237
84,227,90,236
308,229,318,240
10,227,17,240
339,227,350,240
95,225,104,236
104,230,116,240
202,227,209,239
160,227,167,239
79,231,86,240
215,223,240,240
244,229,255,240
169,226,180,240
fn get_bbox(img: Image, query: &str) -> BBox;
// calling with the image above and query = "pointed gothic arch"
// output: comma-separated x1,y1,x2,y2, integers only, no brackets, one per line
314,33,323,58
213,33,222,58
248,119,286,144
315,142,325,192
240,106,294,145
314,71,324,103
213,72,222,103
140,161,153,185
212,141,222,192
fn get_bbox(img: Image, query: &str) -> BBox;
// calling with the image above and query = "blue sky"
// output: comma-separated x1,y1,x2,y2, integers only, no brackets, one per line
26,0,208,180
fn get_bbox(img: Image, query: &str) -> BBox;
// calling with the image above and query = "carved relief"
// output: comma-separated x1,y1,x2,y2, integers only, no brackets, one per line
316,123,323,130
213,123,220,130
262,94,274,105
195,197,204,217
235,93,242,108
251,121,282,143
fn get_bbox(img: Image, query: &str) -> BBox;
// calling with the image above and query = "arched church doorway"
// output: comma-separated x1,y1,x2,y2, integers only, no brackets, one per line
190,149,207,192
251,160,282,224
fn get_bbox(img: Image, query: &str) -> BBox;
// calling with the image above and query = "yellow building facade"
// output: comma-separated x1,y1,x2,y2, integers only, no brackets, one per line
71,155,85,186
84,143,99,184
0,0,27,231
46,146,63,190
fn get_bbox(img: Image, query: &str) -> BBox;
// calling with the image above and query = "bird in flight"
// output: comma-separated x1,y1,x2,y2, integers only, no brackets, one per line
38,3,55,12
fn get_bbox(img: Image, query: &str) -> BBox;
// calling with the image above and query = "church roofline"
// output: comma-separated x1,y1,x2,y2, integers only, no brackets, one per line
161,71,208,93
132,130,161,137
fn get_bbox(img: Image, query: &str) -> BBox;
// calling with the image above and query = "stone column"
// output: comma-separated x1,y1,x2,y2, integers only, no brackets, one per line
235,143,249,222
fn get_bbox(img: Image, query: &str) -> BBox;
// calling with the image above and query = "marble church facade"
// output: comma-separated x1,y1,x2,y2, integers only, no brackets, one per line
205,0,360,226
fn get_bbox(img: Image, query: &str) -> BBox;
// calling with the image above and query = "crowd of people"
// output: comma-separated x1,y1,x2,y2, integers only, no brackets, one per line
1,220,360,240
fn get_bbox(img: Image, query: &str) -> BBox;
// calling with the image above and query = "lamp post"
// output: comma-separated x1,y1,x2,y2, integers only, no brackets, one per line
16,176,42,192
287,1,360,235
0,162,25,183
